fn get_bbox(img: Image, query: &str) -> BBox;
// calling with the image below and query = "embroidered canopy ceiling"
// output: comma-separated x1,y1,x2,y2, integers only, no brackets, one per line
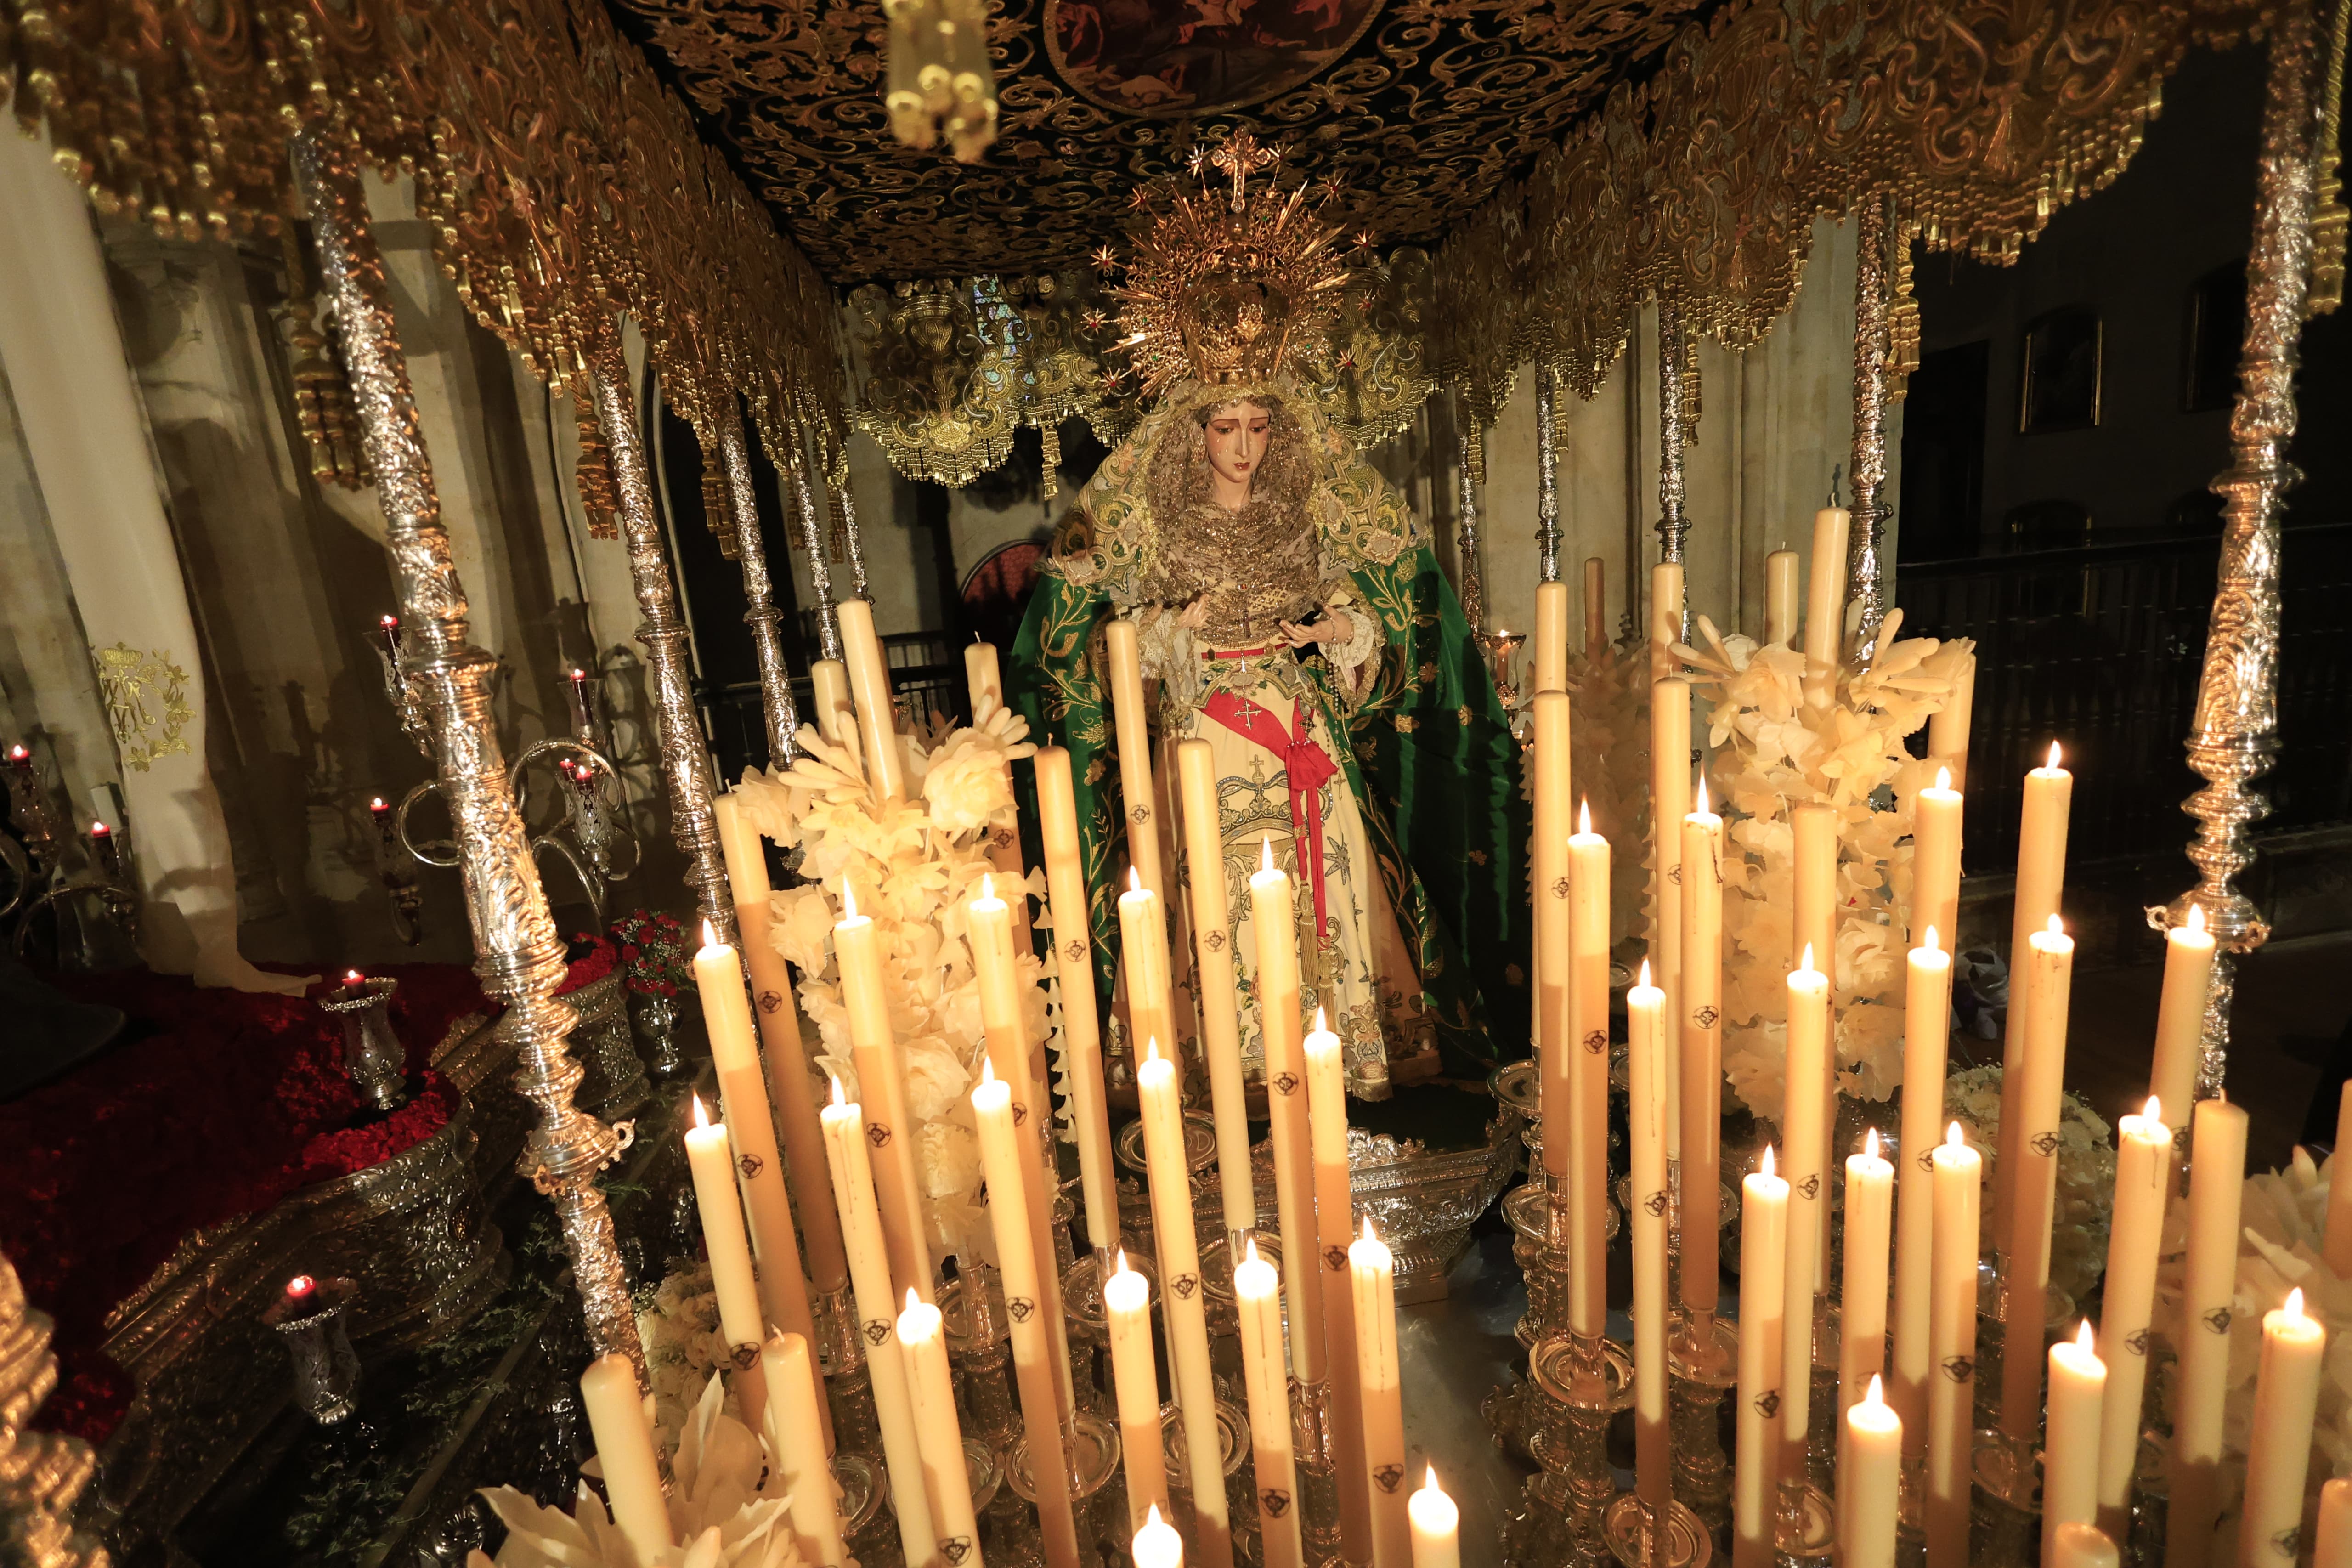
607,0,1718,282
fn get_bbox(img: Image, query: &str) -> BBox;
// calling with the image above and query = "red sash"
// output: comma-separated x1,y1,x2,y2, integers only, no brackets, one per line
1199,691,1340,940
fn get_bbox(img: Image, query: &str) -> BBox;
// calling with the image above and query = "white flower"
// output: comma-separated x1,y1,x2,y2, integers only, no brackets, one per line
900,1034,973,1124
766,887,837,977
918,1118,983,1200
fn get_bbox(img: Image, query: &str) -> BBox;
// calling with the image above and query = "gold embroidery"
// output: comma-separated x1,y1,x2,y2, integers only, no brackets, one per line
95,644,192,772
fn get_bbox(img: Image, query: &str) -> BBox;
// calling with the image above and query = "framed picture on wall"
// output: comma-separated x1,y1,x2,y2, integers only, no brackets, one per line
2018,304,2103,434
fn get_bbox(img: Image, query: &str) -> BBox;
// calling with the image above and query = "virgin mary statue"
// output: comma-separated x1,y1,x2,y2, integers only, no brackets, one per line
1012,150,1525,1120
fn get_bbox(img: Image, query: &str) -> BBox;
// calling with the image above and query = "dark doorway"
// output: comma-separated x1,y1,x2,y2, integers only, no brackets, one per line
1898,339,1989,562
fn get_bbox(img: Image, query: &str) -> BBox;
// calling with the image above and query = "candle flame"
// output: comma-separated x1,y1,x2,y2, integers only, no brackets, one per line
288,1274,314,1296
843,881,859,920
981,1057,997,1086
1922,925,1940,954
1761,1144,1776,1178
1695,777,1710,815
2145,1094,2162,1124
1638,959,1652,988
572,667,585,679
1129,866,1142,894
2187,904,2206,935
1867,1373,1885,1408
1146,1504,1165,1530
1935,765,1951,791
701,917,719,951
89,820,107,835
380,614,398,629
1866,1127,1880,1161
345,969,363,985
1800,943,1816,974
980,872,995,902
1115,1248,1132,1277
1143,1035,1162,1065
1244,1235,1260,1267
906,1287,922,1316
2046,914,2064,936
1946,1121,1966,1148
1362,1216,1376,1244
1313,1005,1329,1034
1261,834,1274,874
2288,1287,2308,1323
692,1093,710,1129
2075,1319,2096,1353
1578,798,1593,835
829,1075,845,1108
2047,741,2063,770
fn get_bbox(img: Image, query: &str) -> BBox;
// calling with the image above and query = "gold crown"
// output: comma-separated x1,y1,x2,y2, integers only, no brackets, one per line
1098,134,1353,396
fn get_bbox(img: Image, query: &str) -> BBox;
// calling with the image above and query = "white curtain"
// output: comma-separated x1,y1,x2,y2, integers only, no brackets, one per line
0,128,308,994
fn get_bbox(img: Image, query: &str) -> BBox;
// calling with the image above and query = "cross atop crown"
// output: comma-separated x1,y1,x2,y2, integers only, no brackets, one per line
1207,131,1281,212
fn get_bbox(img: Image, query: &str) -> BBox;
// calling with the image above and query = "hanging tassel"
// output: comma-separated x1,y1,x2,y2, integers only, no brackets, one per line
1679,328,1702,443
1040,419,1063,502
1888,219,1922,401
572,396,620,539
2307,0,2350,317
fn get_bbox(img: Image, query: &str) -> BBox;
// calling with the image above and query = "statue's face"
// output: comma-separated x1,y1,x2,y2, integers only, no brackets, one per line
1202,401,1272,494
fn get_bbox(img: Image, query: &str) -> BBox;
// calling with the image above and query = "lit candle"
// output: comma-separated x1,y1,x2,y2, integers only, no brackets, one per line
566,664,594,736
970,876,1074,1421
1234,1238,1304,1568
683,1093,771,1432
1679,783,1724,1320
1583,555,1608,664
810,657,855,744
1892,931,1953,1449
964,637,1003,715
2317,1477,2352,1568
2050,1523,2120,1568
1103,619,1164,897
1837,1375,1901,1568
1117,868,1176,1081
833,883,933,1302
1734,1147,1789,1568
819,1080,939,1567
1409,1468,1461,1568
1175,738,1256,1240
1927,653,1975,793
1926,1124,1980,1568
898,1290,984,1568
1351,1220,1407,1568
690,910,821,1374
760,1330,847,1565
1911,769,1963,950
1137,1039,1234,1568
1838,1129,1893,1432
2000,916,2074,1443
1567,802,1611,1340
1532,692,1573,1187
1035,746,1119,1253
2094,1098,2172,1539
1104,1252,1170,1529
1779,947,1831,1489
1649,677,1690,1158
1802,504,1851,698
2149,905,2216,1142
972,1065,1081,1568
1135,1504,1184,1568
2165,1094,2248,1568
1308,1010,1373,1558
837,597,904,799
1765,547,1800,648
580,1353,672,1562
2239,1288,2328,1568
1994,744,2073,1249
1250,838,1326,1384
1535,577,1570,693
2043,1321,2106,1564
1627,962,1671,1521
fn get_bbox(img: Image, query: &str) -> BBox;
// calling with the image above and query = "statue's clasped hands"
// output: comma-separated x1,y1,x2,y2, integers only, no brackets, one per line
1279,605,1346,651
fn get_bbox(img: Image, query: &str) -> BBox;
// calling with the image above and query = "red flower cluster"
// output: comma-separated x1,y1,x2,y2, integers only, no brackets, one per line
0,964,486,1447
558,934,619,995
610,909,691,999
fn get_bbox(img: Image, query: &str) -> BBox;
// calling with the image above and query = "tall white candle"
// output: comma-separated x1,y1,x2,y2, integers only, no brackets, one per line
820,1081,939,1567
1679,786,1725,1319
2043,1320,2106,1565
580,1353,673,1562
1927,654,1975,792
1234,1239,1303,1568
1926,1125,1981,1568
1250,839,1326,1384
1837,1375,1901,1568
899,1291,984,1568
1892,932,1952,1451
2148,905,2216,1138
1802,504,1851,700
1176,737,1256,1239
1035,746,1119,1252
2317,1477,2352,1568
1910,769,1963,950
761,1330,847,1565
1627,962,1672,1519
1780,950,1831,1485
2094,1098,2172,1540
1351,1222,1408,1568
1567,804,1611,1338
1104,1252,1170,1529
2001,917,2074,1442
1104,619,1164,897
1837,1129,1893,1434
1534,577,1569,694
834,883,934,1302
2166,1096,2248,1568
2240,1289,2328,1568
1734,1148,1789,1568
1409,1468,1461,1568
1307,1010,1372,1558
684,1094,771,1432
837,597,904,799
1994,745,2072,1250
1533,692,1574,1188
1764,548,1800,648
1118,869,1177,1082
1648,676,1689,1157
1135,1504,1184,1568
1137,1041,1234,1568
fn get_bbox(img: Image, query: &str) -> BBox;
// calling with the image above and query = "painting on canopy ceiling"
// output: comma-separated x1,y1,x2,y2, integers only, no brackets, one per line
1046,0,1387,115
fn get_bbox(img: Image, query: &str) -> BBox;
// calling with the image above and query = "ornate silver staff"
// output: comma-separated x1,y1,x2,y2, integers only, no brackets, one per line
1536,360,1562,583
291,127,643,1376
1456,415,1488,636
1847,192,1897,666
787,438,847,664
1655,294,1690,569
717,411,805,764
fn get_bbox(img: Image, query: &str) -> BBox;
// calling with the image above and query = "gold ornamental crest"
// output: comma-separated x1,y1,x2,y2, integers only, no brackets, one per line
95,642,192,772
